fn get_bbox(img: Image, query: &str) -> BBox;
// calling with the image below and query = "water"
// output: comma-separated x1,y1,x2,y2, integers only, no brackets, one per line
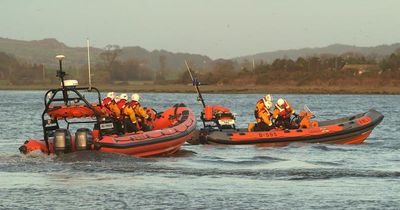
0,91,399,209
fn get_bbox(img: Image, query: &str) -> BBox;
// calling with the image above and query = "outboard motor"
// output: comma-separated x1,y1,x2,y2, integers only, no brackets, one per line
54,129,72,155
215,112,236,130
201,105,236,130
75,128,93,151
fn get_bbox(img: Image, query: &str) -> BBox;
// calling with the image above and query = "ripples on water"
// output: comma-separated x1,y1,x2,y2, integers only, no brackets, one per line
0,91,399,209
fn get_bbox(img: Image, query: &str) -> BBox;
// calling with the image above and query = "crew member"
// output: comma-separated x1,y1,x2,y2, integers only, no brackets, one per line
102,92,115,108
109,95,121,119
107,95,125,134
251,94,273,131
101,92,119,118
272,98,296,129
123,93,152,132
117,93,128,111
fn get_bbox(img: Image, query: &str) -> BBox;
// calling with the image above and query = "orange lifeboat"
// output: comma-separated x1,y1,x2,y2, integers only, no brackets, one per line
20,104,196,157
20,55,196,157
199,109,383,146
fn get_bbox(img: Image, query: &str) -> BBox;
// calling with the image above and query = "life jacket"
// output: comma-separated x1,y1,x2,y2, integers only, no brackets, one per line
274,100,293,119
117,99,127,110
255,99,272,125
109,101,121,118
131,101,149,119
123,104,137,122
256,99,263,111
123,101,146,120
256,99,271,113
128,101,139,108
102,97,112,107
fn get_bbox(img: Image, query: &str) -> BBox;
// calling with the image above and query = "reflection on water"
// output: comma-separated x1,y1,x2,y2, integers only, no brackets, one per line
0,91,399,209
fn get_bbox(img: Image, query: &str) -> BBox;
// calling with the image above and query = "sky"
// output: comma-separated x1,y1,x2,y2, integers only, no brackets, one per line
1,0,399,59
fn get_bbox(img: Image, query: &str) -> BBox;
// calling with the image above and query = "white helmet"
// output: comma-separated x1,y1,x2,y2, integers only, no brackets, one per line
131,93,140,102
264,101,272,109
114,95,121,103
120,93,128,100
277,98,285,106
47,92,53,100
106,92,115,99
264,94,272,102
262,94,272,109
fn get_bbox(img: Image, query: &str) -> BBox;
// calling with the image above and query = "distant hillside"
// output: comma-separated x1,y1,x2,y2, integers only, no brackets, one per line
2,37,400,71
0,37,212,71
0,38,101,69
119,47,211,71
235,43,400,63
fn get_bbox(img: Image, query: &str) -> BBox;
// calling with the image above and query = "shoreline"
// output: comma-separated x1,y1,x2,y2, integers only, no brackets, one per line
0,84,399,94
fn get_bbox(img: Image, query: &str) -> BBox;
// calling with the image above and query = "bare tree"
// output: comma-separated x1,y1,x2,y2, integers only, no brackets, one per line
155,54,167,83
99,45,122,68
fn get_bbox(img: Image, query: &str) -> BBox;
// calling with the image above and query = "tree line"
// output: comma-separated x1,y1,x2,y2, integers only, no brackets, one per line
178,50,400,86
0,45,161,85
1,46,400,86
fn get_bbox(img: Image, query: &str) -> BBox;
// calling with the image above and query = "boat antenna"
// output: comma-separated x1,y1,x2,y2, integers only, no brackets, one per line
55,54,68,105
184,60,206,108
87,38,92,90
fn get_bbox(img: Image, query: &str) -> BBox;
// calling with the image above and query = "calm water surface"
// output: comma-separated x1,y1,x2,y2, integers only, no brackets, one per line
0,91,399,209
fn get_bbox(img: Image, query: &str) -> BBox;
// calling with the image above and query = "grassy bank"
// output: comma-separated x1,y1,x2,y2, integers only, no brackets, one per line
0,83,399,94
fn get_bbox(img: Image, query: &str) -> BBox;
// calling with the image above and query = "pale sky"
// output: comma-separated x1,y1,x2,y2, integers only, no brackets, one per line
1,0,399,59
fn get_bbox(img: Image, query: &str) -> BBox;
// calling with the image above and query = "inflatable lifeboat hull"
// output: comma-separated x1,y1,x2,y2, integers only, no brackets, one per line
201,109,383,146
20,105,196,157
47,104,111,119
